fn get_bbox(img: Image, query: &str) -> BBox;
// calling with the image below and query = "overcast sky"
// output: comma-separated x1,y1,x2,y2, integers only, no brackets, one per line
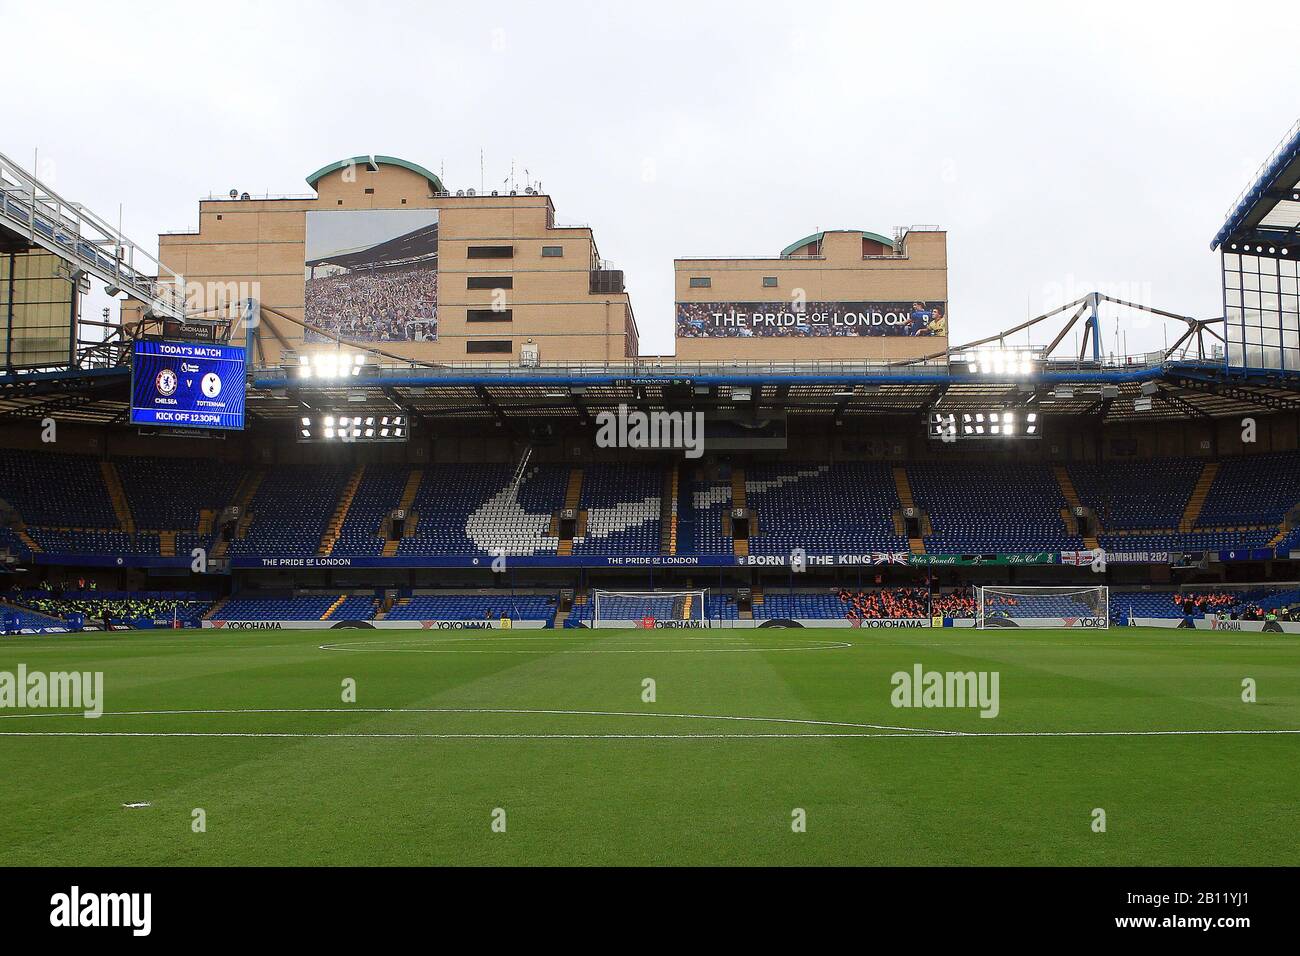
6,0,1298,358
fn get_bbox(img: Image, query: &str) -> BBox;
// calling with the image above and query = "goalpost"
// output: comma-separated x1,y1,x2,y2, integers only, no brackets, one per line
974,585,1109,629
591,589,709,628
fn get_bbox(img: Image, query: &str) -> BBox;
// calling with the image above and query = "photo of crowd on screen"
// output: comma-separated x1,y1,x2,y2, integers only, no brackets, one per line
304,209,440,343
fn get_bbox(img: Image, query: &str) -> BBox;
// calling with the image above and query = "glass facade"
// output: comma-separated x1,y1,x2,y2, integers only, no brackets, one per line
0,250,75,369
1222,250,1300,369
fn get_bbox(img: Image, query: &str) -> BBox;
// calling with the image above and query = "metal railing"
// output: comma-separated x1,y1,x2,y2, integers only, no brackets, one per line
252,352,1219,382
0,151,186,320
1224,118,1300,220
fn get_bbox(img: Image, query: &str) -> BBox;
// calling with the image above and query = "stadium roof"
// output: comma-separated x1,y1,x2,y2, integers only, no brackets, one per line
1212,119,1300,252
5,360,1300,429
305,155,445,195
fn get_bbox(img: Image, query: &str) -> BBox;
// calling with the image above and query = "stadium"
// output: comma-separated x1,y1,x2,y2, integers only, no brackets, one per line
1,119,1299,871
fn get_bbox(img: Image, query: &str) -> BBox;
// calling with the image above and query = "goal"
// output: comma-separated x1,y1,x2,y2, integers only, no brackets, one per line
591,589,708,629
974,585,1109,629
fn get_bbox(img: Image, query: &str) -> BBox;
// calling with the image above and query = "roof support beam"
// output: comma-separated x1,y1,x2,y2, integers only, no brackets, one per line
473,384,513,429
0,384,118,421
1156,390,1211,420
1171,376,1300,412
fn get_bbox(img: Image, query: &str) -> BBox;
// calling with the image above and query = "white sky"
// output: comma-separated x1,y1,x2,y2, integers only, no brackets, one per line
5,0,1298,358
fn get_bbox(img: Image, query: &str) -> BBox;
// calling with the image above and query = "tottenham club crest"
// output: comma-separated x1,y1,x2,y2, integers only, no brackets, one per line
154,368,178,397
201,372,222,398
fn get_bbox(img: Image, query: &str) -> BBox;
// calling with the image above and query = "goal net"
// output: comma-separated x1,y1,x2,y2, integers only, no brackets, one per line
591,590,708,629
975,585,1109,629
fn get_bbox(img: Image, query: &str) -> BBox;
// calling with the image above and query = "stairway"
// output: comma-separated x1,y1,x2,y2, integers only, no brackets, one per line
159,530,177,558
1268,517,1295,548
731,468,748,556
15,525,42,553
557,468,584,557
202,595,231,621
212,470,264,559
375,596,409,621
319,465,365,556
891,466,926,555
382,467,424,557
320,594,348,620
1053,465,1100,549
1179,461,1220,533
680,592,693,620
660,464,678,554
731,469,747,509
100,461,135,534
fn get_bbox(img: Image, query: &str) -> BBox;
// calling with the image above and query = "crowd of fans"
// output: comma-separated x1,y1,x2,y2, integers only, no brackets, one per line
834,585,1027,620
1173,591,1294,621
932,586,980,618
7,583,204,626
305,266,437,341
837,586,931,619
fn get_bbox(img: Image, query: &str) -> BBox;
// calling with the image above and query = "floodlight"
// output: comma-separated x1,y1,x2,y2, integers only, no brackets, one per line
930,407,1036,440
962,347,1040,376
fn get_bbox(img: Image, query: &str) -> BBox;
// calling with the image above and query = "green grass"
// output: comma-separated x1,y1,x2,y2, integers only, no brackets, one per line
0,625,1297,866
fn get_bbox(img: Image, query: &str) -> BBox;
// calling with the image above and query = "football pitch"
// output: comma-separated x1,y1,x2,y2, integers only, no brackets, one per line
1,626,1297,866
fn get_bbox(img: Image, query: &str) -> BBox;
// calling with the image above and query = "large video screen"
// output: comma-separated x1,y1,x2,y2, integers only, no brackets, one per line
676,300,948,338
304,209,439,343
130,340,246,430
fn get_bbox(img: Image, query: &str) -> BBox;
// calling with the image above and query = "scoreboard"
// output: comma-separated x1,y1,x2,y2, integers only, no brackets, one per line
130,339,247,430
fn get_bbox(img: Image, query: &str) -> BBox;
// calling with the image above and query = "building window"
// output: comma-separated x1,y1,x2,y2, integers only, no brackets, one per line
689,276,712,289
541,245,564,257
467,309,513,322
364,188,375,194
1223,251,1299,370
762,276,778,288
466,276,514,290
467,340,512,354
468,245,514,259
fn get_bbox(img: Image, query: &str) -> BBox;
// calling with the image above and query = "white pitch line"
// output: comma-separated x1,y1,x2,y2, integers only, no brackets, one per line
2,728,1299,740
0,738,925,743
0,706,957,735
0,707,1296,739
317,640,853,654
